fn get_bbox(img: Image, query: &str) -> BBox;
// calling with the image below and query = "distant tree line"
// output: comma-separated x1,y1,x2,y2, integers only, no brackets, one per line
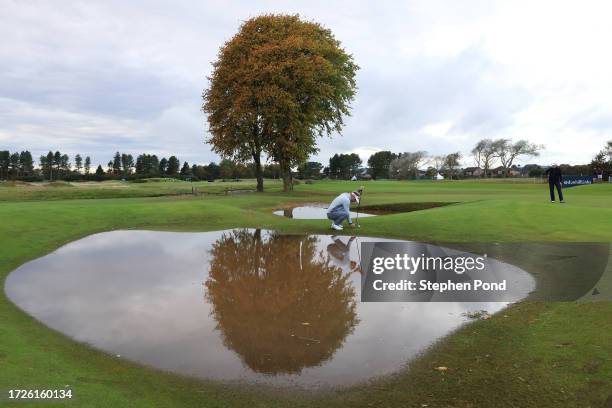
320,138,607,181
0,149,289,182
2,139,608,183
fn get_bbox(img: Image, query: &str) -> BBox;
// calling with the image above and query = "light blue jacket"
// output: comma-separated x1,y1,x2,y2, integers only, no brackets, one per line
327,192,352,224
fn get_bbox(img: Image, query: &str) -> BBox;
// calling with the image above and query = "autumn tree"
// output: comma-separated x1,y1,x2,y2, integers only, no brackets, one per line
203,14,358,192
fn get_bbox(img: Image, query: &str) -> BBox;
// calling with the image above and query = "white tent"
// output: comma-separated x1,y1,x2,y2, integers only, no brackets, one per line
435,173,444,180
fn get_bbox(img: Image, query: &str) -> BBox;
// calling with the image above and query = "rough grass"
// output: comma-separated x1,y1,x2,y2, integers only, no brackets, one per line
1,179,611,407
0,179,279,201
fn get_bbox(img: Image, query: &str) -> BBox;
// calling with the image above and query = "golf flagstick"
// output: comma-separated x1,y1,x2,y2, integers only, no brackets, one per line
355,186,364,228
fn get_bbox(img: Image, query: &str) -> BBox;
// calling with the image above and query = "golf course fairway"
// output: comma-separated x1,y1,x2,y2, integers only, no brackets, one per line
1,179,611,407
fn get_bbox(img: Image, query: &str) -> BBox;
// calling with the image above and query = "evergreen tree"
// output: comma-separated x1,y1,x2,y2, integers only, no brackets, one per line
296,161,323,179
158,157,168,175
166,156,180,176
44,151,54,180
150,155,160,176
219,159,236,179
8,152,20,179
60,154,70,178
206,162,221,180
328,153,362,179
75,154,83,173
18,151,34,177
135,154,161,177
120,153,134,176
180,161,191,176
112,152,122,175
84,156,91,174
367,151,397,179
53,151,61,177
0,151,9,180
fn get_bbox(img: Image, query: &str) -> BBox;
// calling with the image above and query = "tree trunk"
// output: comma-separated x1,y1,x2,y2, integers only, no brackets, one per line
252,151,264,192
280,160,292,192
282,170,292,192
250,124,264,192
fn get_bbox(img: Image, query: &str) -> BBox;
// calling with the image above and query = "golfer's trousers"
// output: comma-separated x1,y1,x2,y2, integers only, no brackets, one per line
549,181,564,201
327,208,349,225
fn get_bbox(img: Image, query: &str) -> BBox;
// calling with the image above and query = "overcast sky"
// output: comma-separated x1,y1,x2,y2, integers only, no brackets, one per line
2,0,611,168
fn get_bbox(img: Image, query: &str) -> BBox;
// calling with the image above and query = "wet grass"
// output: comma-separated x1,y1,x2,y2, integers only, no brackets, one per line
1,179,611,407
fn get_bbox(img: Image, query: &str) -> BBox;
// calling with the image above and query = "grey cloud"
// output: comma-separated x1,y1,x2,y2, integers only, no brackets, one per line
313,47,530,163
1,63,189,120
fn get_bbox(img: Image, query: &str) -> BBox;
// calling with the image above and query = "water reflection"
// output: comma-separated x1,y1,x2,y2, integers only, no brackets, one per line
326,235,361,273
205,230,358,375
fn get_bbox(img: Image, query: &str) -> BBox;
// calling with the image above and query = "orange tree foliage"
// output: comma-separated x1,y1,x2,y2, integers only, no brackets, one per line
202,14,358,191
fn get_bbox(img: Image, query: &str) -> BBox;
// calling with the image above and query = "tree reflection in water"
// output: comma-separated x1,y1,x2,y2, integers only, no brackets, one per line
205,229,359,375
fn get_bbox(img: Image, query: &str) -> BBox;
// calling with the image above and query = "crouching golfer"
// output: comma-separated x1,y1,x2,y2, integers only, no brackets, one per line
327,190,361,230
545,163,565,203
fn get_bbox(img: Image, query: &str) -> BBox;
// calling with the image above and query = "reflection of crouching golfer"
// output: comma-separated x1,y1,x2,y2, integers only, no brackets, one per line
545,163,565,203
327,190,361,231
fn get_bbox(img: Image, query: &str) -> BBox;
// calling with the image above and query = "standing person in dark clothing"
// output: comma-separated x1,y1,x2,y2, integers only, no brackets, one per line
545,163,564,203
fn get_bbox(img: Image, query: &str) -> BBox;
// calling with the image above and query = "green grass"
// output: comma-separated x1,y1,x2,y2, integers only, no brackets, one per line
1,179,611,407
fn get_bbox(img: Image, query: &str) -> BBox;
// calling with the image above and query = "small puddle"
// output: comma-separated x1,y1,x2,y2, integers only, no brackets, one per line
273,202,455,219
358,202,457,215
5,230,534,389
273,203,376,219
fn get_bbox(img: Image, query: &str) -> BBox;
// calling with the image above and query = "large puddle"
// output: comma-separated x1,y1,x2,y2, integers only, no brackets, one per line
5,230,535,389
